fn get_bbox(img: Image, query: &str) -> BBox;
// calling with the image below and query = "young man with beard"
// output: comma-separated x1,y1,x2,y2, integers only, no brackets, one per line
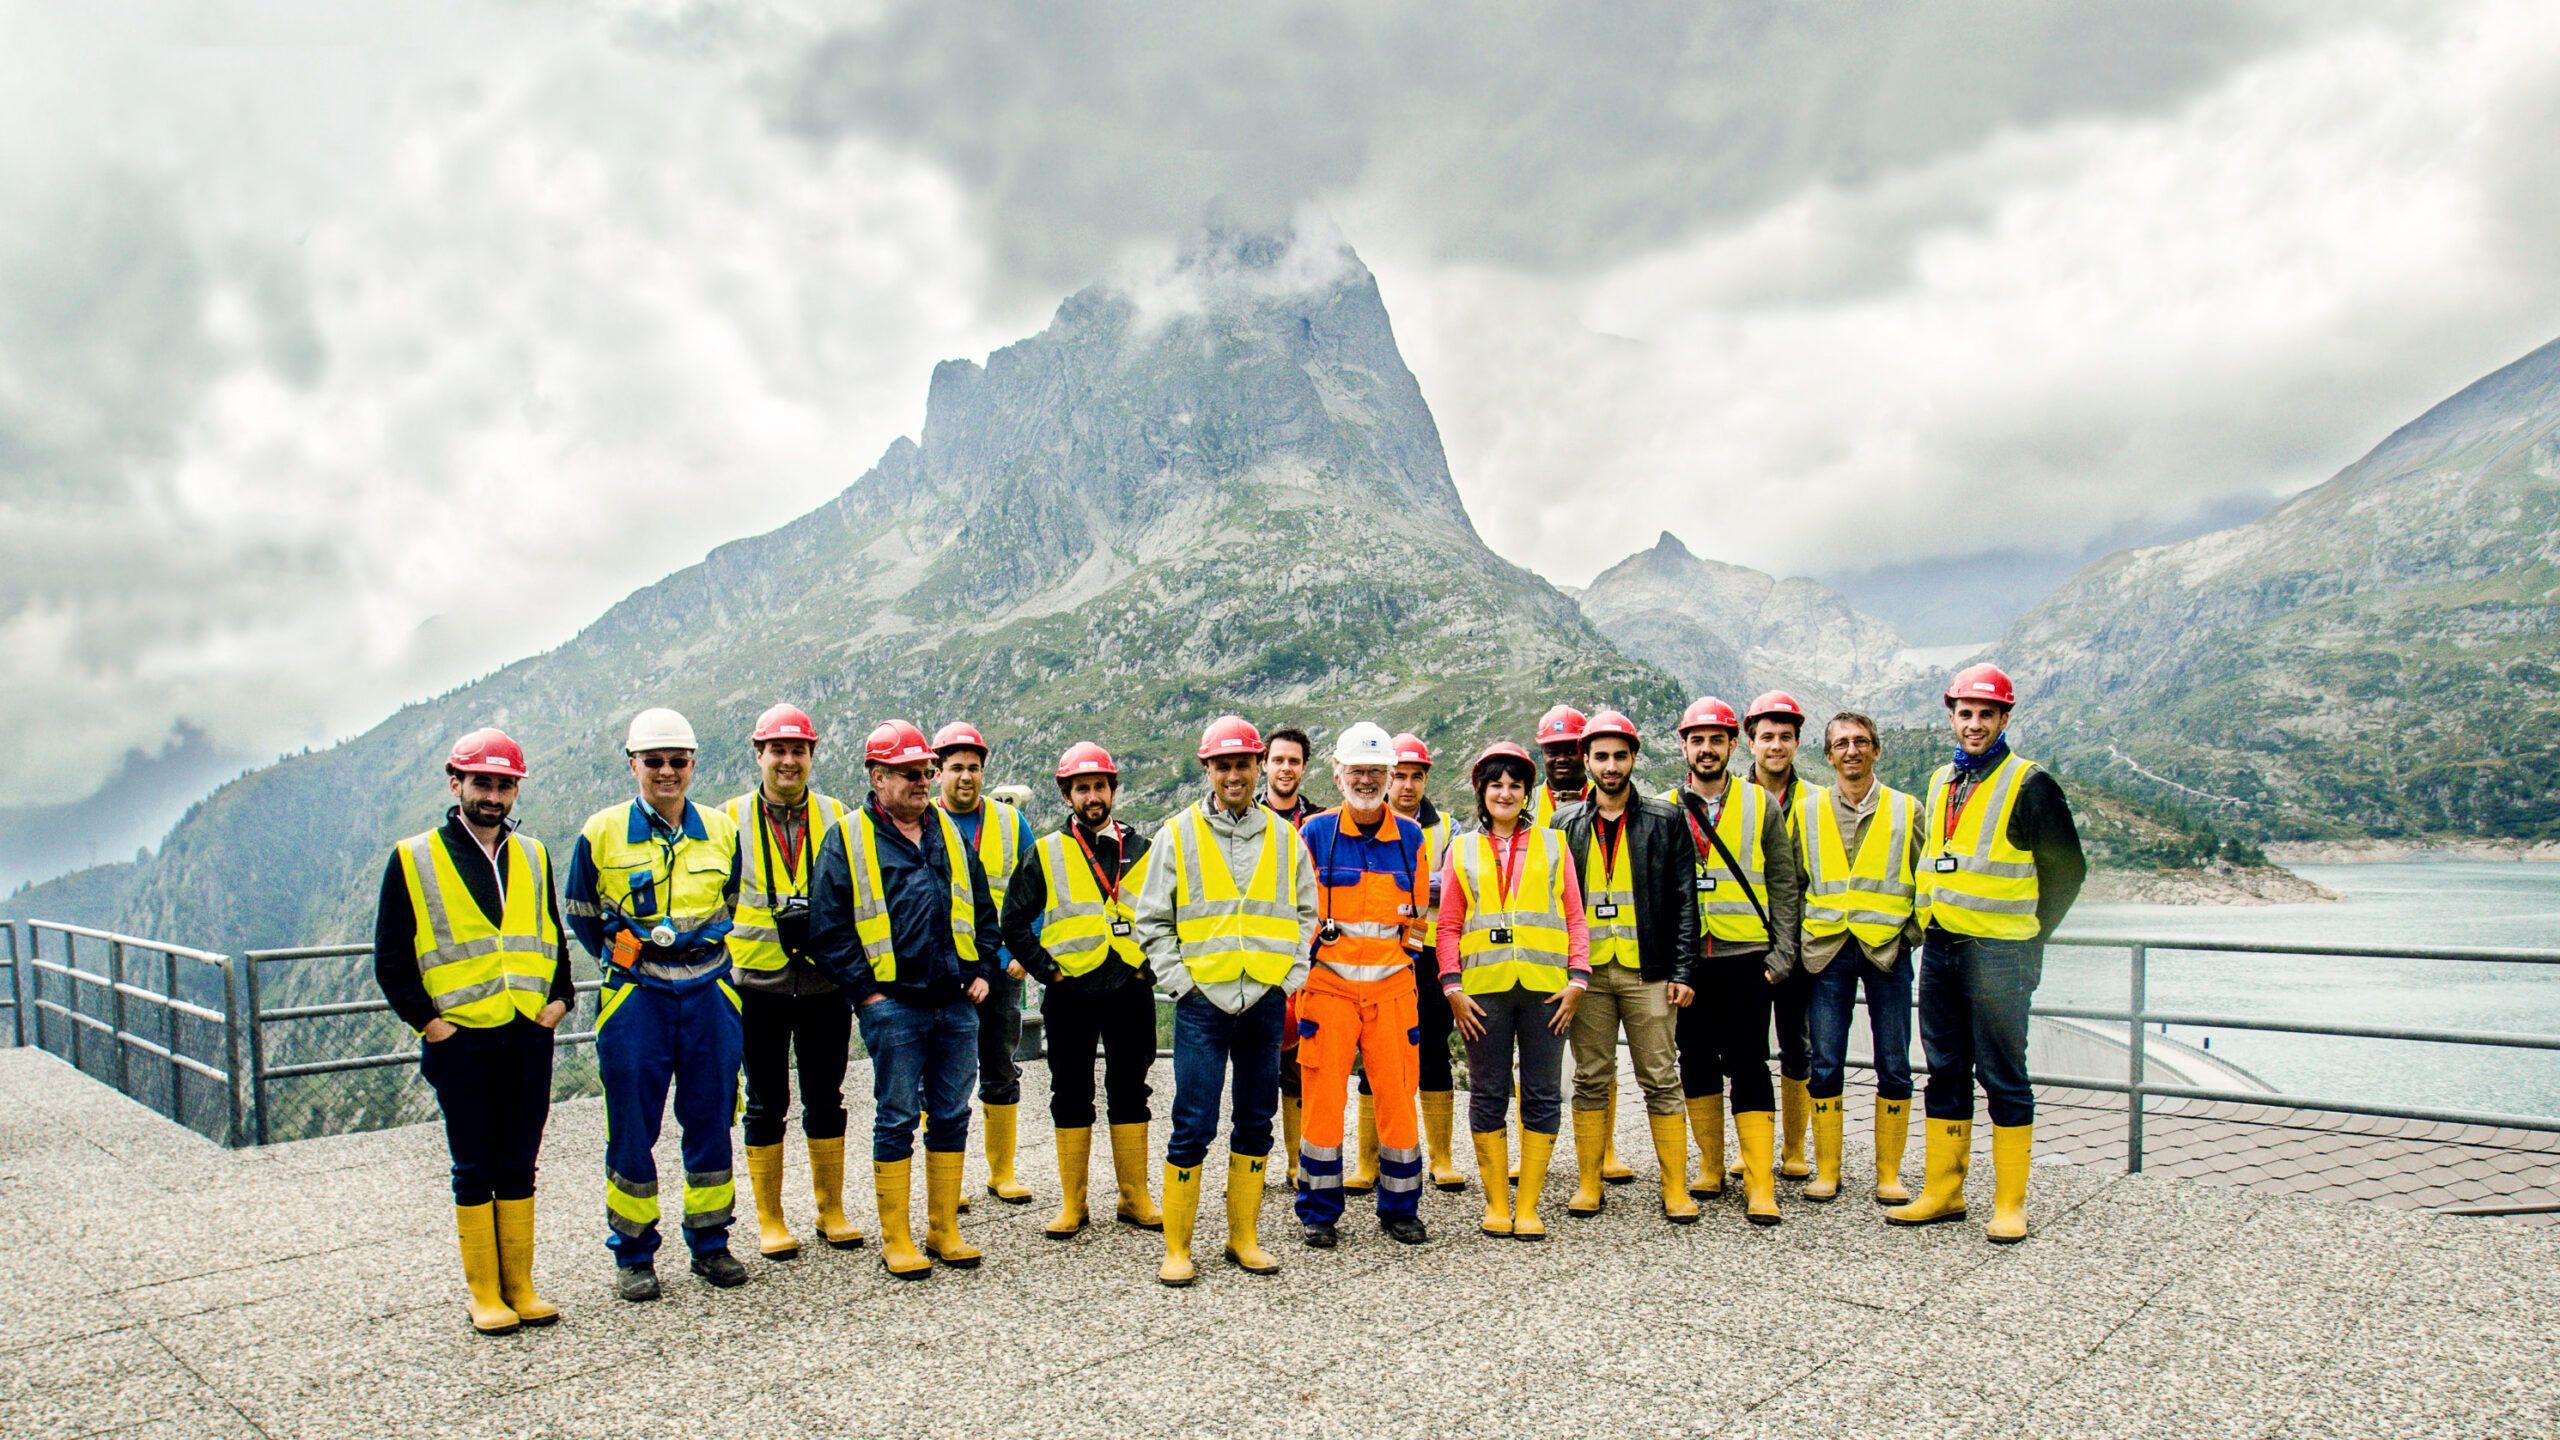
1261,724,1316,1180
932,722,1040,1209
1743,691,1816,1181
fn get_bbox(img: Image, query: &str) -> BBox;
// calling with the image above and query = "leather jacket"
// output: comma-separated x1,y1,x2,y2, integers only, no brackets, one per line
1549,793,1702,989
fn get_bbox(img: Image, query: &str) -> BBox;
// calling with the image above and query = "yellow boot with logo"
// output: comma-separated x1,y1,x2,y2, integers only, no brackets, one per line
1420,1091,1466,1191
1222,1153,1279,1275
1345,1094,1379,1193
455,1203,519,1336
1884,1119,1972,1227
1158,1161,1201,1287
1649,1111,1700,1224
1282,1096,1303,1186
1048,1127,1092,1238
983,1103,1032,1204
807,1135,865,1248
1735,1111,1781,1227
746,1143,798,1259
1803,1097,1844,1202
1987,1124,2032,1244
491,1197,556,1326
1568,1108,1609,1216
1599,1080,1635,1183
1779,1077,1813,1181
1111,1122,1163,1229
923,1151,982,1268
1686,1095,1725,1199
1873,1099,1913,1205
1513,1128,1556,1240
1473,1131,1513,1236
874,1159,930,1280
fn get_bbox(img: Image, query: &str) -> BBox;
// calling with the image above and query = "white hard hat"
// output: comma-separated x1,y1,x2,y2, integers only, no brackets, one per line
626,707,699,753
1333,721,1396,767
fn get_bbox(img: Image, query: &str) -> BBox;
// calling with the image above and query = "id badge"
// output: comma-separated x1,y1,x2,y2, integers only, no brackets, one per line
1489,927,1515,945
1593,903,1620,920
1933,855,1960,874
1696,876,1718,892
1110,920,1133,937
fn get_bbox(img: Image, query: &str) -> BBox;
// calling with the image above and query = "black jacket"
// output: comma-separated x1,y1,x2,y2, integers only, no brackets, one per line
1549,794,1702,989
1000,818,1155,997
808,796,1002,1008
1946,766,2088,940
373,809,576,1032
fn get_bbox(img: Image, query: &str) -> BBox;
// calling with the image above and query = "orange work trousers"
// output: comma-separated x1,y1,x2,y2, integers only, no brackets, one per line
1293,978,1422,1222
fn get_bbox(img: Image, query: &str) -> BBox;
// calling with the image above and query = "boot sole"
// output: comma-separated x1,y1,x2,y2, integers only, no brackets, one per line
1512,1228,1546,1242
1046,1221,1089,1240
1222,1251,1279,1275
760,1245,801,1260
1480,1224,1514,1237
1746,1213,1782,1227
1689,1187,1723,1199
1433,1181,1468,1193
513,1311,559,1328
987,1186,1034,1205
1803,1190,1839,1204
824,1235,867,1250
1158,1272,1196,1288
924,1249,982,1270
1873,1192,1911,1207
690,1268,749,1289
885,1263,932,1281
1986,1227,2028,1246
472,1319,522,1336
1884,1208,1969,1227
1117,1217,1166,1231
1601,1174,1635,1185
1665,1210,1700,1225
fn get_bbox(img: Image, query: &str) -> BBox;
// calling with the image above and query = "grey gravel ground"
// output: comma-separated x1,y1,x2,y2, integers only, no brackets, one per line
2,1046,2555,1439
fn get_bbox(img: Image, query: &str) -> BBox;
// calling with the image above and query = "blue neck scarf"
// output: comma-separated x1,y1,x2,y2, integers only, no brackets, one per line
1951,735,2010,779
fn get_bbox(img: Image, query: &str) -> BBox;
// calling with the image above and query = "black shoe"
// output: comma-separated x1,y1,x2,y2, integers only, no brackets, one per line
615,1265,660,1302
1381,1214,1429,1246
690,1250,748,1288
1301,1222,1338,1249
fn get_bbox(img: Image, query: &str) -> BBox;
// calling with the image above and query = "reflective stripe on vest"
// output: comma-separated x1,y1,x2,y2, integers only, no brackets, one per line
574,803,739,961
1919,753,2043,940
828,806,981,984
1033,829,1155,978
723,791,848,970
1165,802,1305,987
1450,829,1571,995
1312,810,1423,985
1582,821,1640,968
1417,815,1452,914
1796,783,1918,948
395,829,561,1029
1693,782,1772,945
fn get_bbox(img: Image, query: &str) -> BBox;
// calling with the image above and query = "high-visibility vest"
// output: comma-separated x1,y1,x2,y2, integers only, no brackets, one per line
722,790,848,971
1159,802,1307,986
1032,828,1154,978
575,801,740,981
1412,813,1453,914
948,798,1028,891
1919,753,2044,940
1673,781,1771,946
1581,817,1642,968
827,805,981,983
1449,828,1571,995
1796,783,1919,949
393,828,561,1029
1531,784,1584,829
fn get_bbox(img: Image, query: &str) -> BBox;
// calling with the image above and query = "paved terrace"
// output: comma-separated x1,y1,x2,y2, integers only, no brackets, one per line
3,1047,2557,1440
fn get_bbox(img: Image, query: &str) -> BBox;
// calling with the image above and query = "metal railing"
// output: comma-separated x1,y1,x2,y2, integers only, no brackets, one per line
4,921,23,1048
22,921,246,1146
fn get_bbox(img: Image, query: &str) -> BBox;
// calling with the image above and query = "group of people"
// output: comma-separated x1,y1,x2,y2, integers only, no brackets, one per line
375,664,2082,1334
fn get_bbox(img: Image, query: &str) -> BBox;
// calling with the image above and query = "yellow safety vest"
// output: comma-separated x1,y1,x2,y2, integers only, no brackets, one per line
722,790,849,971
1413,813,1453,916
575,801,740,982
1450,829,1571,995
947,798,1027,891
827,805,982,983
1919,753,2044,940
1160,802,1307,986
1581,818,1641,968
1673,780,1771,946
393,828,561,1030
1032,828,1155,978
1796,783,1919,949
1531,784,1586,829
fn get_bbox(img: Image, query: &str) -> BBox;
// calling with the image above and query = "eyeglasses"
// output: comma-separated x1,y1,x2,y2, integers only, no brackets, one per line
638,754,694,770
1828,737,1876,753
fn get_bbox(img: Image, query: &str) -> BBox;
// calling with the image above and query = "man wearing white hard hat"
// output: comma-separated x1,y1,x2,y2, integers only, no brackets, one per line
564,708,748,1301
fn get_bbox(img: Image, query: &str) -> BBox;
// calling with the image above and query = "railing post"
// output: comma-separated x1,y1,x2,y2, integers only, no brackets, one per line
222,955,247,1148
6,922,21,1049
2127,942,2147,1175
244,953,269,1147
26,926,41,1054
108,938,129,1100
164,948,182,1124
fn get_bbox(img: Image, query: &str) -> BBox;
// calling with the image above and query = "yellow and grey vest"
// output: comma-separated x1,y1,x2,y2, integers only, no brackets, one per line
1160,802,1307,986
1450,829,1572,995
826,805,981,983
575,801,740,983
722,790,849,971
1676,780,1771,946
1919,753,2043,940
1796,783,1919,949
1032,828,1155,978
1581,819,1641,968
947,797,1027,892
393,828,561,1030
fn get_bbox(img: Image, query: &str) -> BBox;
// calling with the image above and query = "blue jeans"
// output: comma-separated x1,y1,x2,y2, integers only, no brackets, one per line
856,995,980,1162
1805,949,1913,1102
1167,989,1284,1170
1915,931,2043,1128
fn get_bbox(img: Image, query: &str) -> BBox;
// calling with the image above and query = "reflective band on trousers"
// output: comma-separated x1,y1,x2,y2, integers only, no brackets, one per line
1918,752,2043,940
394,829,561,1030
606,1168,657,1237
1164,803,1305,987
1582,823,1639,969
682,1169,736,1230
1033,830,1154,978
829,806,981,983
1696,782,1772,945
1449,828,1571,995
723,791,848,970
1796,782,1919,949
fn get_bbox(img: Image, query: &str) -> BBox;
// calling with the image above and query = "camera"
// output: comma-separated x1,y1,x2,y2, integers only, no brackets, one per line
774,895,813,958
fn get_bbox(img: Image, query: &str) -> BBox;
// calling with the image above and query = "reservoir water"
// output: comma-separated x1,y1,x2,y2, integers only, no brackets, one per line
2048,860,2560,1120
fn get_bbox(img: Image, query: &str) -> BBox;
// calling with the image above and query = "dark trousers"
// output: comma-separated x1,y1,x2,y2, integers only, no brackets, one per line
1676,952,1777,1113
1167,989,1284,1169
739,987,851,1147
1916,931,2043,1128
1770,966,1812,1082
1458,986,1569,1134
598,979,743,1263
1805,952,1914,1102
1043,979,1157,1129
977,974,1023,1107
856,995,980,1162
420,1014,556,1206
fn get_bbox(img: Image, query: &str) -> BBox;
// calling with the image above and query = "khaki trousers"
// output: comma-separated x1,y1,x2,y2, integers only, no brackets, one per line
1568,962,1682,1114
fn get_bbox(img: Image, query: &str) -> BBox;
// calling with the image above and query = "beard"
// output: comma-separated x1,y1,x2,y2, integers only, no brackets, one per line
1077,801,1113,828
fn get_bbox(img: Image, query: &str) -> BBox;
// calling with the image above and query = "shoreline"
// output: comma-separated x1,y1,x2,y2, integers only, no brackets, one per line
2263,839,2560,866
2081,861,2344,907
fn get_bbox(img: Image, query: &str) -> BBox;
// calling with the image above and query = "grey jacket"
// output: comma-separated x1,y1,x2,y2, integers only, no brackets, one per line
1134,795,1317,1015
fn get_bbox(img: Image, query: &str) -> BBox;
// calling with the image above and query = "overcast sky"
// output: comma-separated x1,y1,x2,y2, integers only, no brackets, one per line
8,0,2560,807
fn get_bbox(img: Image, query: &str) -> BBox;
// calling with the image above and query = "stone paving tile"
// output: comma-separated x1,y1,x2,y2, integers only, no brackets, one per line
0,1329,225,1440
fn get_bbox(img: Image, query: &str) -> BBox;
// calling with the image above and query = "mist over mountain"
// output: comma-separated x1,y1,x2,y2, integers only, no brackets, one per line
0,723,254,894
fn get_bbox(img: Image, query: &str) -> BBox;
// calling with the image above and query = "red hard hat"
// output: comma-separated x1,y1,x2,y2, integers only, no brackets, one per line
1535,704,1587,748
1945,663,2017,708
1197,715,1265,761
930,720,989,756
864,720,936,766
1056,741,1118,780
1743,690,1807,730
752,704,818,744
1677,696,1741,735
1390,732,1433,767
1580,709,1642,753
1469,740,1537,785
447,728,528,779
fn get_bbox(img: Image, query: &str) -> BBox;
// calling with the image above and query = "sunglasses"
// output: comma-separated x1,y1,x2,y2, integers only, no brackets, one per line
638,754,694,771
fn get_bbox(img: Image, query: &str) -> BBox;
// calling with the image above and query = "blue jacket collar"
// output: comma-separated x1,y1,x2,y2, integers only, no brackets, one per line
625,798,708,843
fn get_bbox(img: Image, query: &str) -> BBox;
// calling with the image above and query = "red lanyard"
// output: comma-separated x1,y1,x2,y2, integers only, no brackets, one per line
1486,828,1529,908
1944,766,1991,842
1593,814,1626,888
1069,822,1126,904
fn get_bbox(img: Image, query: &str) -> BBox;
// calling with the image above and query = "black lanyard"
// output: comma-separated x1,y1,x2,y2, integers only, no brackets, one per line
1682,788,1773,938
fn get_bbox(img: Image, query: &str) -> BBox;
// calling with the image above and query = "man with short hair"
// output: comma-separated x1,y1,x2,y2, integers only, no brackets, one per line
1888,665,2085,1243
376,728,575,1335
809,721,1002,1279
565,708,748,1299
931,721,1040,1208
1743,690,1816,1181
1386,733,1465,1192
1261,723,1316,1181
1530,704,1592,826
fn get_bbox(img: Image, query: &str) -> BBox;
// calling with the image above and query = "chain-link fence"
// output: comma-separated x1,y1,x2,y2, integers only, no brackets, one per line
21,921,244,1145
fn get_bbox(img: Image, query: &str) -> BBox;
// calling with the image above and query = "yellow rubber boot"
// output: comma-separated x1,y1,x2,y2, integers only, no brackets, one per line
1779,1077,1812,1180
1222,1153,1279,1274
1281,1096,1303,1186
1345,1094,1379,1193
1649,1111,1699,1224
983,1103,1032,1204
1736,1111,1781,1227
1987,1123,2032,1244
1420,1091,1466,1191
1111,1122,1163,1229
873,1159,930,1280
807,1136,865,1249
1686,1095,1725,1199
1473,1131,1513,1236
746,1143,798,1259
455,1203,518,1335
1884,1119,1972,1227
491,1197,557,1326
1803,1097,1844,1203
1514,1128,1556,1240
1159,1162,1201,1287
1599,1080,1635,1183
923,1151,983,1268
1873,1099,1913,1205
1568,1108,1609,1216
1048,1127,1092,1238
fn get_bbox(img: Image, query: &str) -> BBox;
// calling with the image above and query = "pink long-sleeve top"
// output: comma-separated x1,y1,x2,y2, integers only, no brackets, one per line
1436,826,1591,995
